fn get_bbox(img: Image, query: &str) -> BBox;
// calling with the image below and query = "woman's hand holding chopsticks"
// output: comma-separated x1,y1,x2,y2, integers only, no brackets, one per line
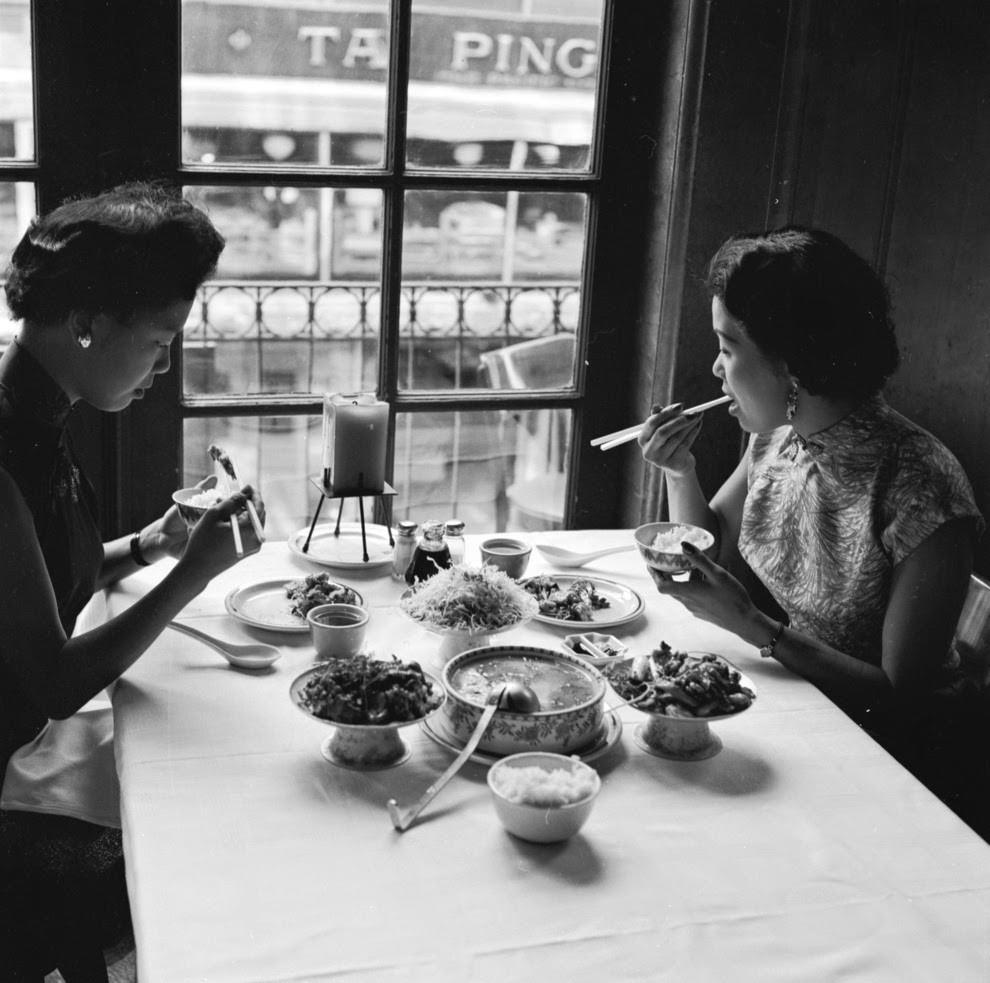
592,395,731,451
637,403,706,477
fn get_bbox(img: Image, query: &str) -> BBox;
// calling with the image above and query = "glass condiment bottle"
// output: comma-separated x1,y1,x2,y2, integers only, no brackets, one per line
405,519,452,585
392,520,418,581
444,519,466,566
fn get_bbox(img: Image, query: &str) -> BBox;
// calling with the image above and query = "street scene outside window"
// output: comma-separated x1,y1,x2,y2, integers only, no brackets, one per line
0,0,605,539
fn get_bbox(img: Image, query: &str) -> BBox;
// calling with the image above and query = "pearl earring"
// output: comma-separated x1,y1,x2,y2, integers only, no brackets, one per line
77,334,92,349
785,381,799,422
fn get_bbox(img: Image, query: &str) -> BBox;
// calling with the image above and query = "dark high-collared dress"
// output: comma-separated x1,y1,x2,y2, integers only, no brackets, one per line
0,339,129,969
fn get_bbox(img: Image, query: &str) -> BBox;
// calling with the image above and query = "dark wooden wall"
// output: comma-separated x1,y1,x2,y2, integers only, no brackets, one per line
623,0,990,575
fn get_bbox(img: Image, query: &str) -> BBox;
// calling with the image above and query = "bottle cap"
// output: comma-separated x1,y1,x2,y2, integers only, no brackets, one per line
397,520,418,536
445,519,465,535
421,519,445,542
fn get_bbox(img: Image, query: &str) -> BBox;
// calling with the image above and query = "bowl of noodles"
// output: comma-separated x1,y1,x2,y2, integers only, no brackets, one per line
399,565,540,662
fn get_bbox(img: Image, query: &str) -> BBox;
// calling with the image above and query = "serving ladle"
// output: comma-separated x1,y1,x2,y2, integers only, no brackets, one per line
534,543,635,569
387,682,540,832
167,621,281,669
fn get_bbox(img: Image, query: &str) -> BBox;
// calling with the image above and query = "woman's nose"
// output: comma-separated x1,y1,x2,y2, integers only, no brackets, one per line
711,353,723,378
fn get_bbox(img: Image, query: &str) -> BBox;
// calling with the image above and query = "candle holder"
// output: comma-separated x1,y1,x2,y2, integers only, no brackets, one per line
300,474,397,563
302,392,394,563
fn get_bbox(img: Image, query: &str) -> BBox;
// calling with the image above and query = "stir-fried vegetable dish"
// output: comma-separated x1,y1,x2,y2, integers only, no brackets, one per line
522,576,611,622
285,573,360,618
298,655,441,725
604,641,754,718
399,565,539,632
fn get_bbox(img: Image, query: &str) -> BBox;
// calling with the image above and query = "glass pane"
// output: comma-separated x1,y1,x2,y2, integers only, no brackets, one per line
400,189,583,392
183,406,569,542
1,181,36,346
0,1,34,161
394,408,569,532
407,0,603,171
181,0,389,168
182,186,383,397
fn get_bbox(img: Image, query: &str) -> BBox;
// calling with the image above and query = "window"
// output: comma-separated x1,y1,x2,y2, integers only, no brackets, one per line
176,0,604,538
2,0,668,539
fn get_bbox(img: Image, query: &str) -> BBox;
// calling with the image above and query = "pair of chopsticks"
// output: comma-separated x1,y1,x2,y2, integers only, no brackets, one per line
207,444,266,556
590,395,732,451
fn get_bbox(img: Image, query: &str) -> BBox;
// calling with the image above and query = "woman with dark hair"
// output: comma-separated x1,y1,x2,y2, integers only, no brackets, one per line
640,227,986,835
0,183,263,981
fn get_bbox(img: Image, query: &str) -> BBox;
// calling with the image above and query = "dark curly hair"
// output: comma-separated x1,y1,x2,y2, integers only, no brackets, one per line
705,227,899,397
4,181,225,325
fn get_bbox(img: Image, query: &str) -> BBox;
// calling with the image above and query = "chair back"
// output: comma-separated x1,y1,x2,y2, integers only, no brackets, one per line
953,573,990,689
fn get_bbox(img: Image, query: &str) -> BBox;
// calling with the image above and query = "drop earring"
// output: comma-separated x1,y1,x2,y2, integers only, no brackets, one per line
785,381,799,422
77,334,92,349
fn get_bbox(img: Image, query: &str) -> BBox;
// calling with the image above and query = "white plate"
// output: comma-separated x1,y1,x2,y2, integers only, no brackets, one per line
521,574,645,629
420,709,623,766
288,522,395,570
224,578,363,633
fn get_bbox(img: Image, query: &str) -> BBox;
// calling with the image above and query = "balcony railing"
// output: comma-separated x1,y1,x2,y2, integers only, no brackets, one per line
181,279,581,535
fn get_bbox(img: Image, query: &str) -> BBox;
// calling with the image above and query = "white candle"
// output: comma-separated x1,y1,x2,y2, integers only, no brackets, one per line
324,393,388,494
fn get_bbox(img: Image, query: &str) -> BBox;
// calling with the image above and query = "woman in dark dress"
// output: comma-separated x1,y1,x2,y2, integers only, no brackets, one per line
0,183,263,981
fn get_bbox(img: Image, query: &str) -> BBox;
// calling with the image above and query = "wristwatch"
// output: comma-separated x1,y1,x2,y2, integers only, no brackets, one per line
759,620,785,659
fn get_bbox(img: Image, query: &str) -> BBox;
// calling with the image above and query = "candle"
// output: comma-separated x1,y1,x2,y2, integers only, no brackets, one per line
323,393,388,494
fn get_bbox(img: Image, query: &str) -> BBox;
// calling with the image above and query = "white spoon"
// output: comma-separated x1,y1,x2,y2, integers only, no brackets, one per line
534,543,635,568
167,621,282,669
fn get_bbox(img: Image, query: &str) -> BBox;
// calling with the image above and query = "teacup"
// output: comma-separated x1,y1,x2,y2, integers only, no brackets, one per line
479,537,532,579
307,603,369,660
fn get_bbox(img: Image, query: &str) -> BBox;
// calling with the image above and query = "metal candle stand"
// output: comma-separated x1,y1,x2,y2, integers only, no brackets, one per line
301,470,397,563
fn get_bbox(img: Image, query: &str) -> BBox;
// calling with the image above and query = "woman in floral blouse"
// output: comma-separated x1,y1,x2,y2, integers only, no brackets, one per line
640,227,987,837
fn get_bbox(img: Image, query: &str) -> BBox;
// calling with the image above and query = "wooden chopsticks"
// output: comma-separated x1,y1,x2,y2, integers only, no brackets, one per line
591,395,732,451
207,444,266,551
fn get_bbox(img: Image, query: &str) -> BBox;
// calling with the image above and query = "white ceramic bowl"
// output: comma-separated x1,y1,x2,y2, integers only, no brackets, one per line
441,646,606,756
306,602,369,660
487,752,601,843
633,521,715,576
172,486,225,528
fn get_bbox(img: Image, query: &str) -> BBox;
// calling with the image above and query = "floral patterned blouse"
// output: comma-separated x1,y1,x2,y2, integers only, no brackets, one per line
739,395,984,664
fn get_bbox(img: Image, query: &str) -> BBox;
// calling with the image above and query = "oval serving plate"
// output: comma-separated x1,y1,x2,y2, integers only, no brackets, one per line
420,708,623,766
287,522,394,571
521,574,645,629
225,578,364,633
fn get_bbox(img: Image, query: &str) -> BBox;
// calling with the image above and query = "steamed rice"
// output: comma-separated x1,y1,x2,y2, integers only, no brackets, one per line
651,524,711,553
184,490,224,509
492,763,597,807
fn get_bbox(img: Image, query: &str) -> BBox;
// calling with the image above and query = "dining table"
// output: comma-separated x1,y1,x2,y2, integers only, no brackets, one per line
104,529,990,983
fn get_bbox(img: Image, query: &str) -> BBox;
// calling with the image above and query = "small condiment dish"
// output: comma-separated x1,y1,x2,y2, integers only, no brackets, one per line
561,632,629,667
487,751,601,844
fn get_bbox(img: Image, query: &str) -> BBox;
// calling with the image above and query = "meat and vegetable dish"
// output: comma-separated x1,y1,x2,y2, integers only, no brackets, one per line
285,573,360,618
298,655,441,725
522,576,611,622
604,641,755,718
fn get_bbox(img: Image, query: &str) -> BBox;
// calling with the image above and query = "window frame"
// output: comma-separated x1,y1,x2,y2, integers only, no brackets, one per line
8,0,691,537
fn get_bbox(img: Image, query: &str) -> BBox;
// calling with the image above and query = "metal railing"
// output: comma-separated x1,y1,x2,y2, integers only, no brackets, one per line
181,279,581,534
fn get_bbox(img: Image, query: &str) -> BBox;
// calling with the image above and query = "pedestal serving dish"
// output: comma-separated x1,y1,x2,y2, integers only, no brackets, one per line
290,659,444,769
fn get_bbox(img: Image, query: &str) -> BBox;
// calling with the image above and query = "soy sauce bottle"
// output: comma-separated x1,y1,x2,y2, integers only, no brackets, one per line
405,519,453,585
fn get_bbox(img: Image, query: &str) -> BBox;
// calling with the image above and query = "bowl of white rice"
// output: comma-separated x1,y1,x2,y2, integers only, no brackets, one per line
633,521,715,576
487,752,601,843
172,486,226,528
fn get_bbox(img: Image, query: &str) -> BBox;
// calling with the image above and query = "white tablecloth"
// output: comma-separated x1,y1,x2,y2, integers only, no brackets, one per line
107,533,990,982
